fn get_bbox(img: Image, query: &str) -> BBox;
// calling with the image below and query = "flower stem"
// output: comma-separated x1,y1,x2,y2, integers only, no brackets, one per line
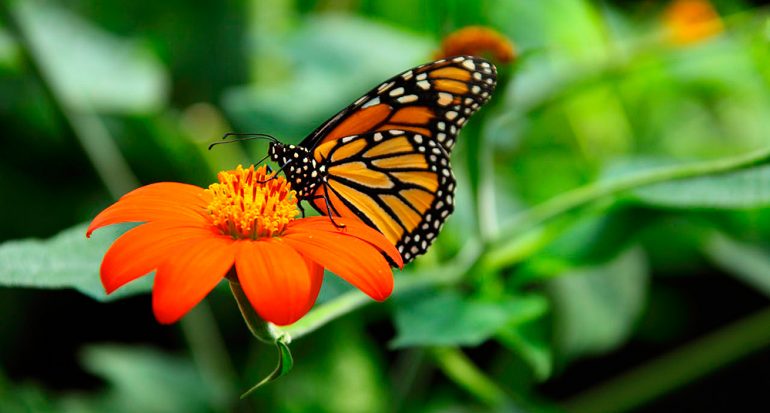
487,145,770,268
228,279,283,344
430,347,516,410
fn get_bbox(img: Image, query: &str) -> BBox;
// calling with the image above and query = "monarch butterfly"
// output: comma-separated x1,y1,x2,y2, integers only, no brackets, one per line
259,56,497,263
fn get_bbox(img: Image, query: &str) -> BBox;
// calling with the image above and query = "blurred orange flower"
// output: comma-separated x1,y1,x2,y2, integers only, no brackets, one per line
435,26,516,64
87,165,401,326
664,0,724,45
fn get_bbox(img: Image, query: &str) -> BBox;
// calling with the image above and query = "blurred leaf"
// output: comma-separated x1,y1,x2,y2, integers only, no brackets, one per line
635,163,770,209
496,319,553,381
224,14,433,140
71,345,212,413
391,289,548,348
0,26,20,69
704,232,770,297
604,158,770,209
14,0,168,113
547,247,648,361
0,222,151,301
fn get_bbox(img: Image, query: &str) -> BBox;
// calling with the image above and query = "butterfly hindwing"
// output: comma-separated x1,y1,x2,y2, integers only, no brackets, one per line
300,55,497,155
309,130,455,263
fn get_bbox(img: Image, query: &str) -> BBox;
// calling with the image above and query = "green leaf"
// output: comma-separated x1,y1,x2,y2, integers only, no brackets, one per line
0,222,151,301
74,345,213,413
14,0,168,113
391,289,548,348
496,320,553,381
607,158,770,209
547,247,648,361
703,232,770,297
241,336,294,398
223,14,432,140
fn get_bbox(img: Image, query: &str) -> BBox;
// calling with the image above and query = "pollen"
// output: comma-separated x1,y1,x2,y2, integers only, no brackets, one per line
206,165,299,239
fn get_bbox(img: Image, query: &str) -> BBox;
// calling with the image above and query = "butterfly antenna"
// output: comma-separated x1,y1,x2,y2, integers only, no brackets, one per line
221,132,279,143
208,135,278,150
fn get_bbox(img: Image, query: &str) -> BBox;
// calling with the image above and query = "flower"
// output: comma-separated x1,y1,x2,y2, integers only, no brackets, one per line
87,165,402,326
663,0,723,46
435,26,516,64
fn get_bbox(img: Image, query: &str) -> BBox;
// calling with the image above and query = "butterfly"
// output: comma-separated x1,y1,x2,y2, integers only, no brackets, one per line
264,55,497,263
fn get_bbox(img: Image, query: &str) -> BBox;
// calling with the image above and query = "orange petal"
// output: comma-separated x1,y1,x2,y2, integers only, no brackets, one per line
87,183,211,237
285,216,403,269
235,239,324,326
282,225,394,301
101,222,221,294
152,236,236,324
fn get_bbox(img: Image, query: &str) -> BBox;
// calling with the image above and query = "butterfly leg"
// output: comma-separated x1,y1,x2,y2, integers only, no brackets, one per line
319,185,346,229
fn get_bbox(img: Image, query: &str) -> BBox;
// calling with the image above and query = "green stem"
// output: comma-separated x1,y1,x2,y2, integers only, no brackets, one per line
564,306,770,413
229,279,284,344
488,146,770,268
430,347,512,409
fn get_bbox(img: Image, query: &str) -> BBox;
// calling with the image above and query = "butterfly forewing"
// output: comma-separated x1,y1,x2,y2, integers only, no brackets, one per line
310,130,455,263
300,55,497,154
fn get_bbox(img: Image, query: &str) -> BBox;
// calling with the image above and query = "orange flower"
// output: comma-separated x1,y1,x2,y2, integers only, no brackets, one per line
87,165,402,326
664,0,723,46
435,26,516,64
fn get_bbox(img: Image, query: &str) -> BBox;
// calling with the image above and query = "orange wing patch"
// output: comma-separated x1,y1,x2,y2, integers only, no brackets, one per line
392,171,439,192
330,138,367,162
399,188,435,212
327,180,404,243
380,194,422,231
389,106,435,125
328,162,394,189
371,154,429,170
323,104,392,143
433,79,468,94
364,136,413,158
429,66,472,81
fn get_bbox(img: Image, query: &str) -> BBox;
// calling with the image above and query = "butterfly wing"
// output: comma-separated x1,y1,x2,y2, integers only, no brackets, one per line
299,55,497,154
309,130,454,263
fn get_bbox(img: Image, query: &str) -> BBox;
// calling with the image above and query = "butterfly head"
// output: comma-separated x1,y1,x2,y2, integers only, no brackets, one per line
268,142,323,198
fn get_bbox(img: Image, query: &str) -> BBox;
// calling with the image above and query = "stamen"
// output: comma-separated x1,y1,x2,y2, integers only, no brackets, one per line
206,165,299,239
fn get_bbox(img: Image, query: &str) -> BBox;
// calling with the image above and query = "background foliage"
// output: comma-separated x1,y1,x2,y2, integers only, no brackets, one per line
2,0,770,412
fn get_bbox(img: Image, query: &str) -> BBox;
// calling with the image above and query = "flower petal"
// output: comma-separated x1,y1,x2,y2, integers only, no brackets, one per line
235,239,324,326
285,216,403,269
101,222,220,294
282,224,395,301
87,183,211,237
152,236,236,324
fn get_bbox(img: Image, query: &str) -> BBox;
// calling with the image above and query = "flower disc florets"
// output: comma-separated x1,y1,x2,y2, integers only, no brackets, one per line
206,165,299,239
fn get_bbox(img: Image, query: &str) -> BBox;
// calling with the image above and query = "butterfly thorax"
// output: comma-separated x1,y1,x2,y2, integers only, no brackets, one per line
268,143,325,198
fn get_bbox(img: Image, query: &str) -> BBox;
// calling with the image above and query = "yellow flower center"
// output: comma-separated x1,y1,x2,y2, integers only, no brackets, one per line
206,165,299,239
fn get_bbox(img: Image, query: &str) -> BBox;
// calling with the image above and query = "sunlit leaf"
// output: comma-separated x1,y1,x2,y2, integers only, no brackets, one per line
75,345,212,413
703,232,770,297
223,14,432,141
14,0,168,113
0,222,151,301
391,289,548,348
606,158,770,209
547,247,648,361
